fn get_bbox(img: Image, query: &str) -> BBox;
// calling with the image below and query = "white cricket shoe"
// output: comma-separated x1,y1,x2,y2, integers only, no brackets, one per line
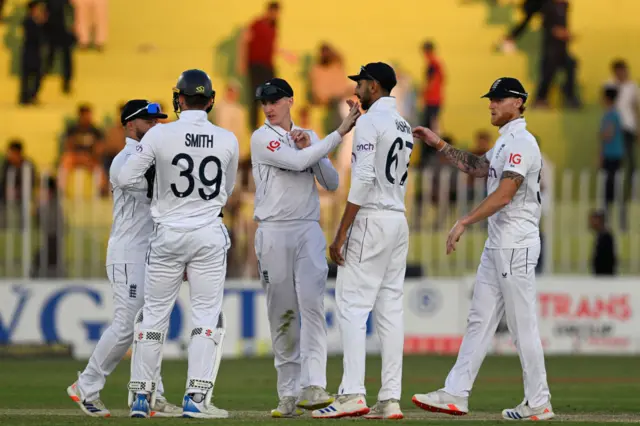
363,399,404,420
66,381,111,417
412,389,469,416
502,400,555,421
182,394,229,419
312,394,369,418
271,396,305,418
151,395,183,417
296,386,334,410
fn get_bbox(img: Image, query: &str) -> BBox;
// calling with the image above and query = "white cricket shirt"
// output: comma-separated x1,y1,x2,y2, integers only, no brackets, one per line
485,117,542,249
106,137,154,265
114,110,239,230
347,97,413,213
251,120,340,222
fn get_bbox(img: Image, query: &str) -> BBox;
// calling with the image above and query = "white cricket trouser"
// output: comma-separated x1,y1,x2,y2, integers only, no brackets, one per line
255,220,328,398
444,245,551,407
336,210,408,402
130,222,230,395
77,264,166,401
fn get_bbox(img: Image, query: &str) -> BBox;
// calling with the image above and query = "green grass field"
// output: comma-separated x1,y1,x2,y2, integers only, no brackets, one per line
0,355,639,425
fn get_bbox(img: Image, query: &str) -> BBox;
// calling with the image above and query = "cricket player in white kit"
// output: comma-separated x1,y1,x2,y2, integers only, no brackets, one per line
412,77,554,421
251,78,361,417
66,100,181,418
115,70,239,419
314,62,410,420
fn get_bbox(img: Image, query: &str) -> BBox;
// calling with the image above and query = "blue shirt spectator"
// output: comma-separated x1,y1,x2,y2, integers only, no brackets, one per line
601,91,624,160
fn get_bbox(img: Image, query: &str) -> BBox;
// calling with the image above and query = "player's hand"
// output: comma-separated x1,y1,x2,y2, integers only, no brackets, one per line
412,126,445,150
337,100,361,136
290,129,311,149
446,220,466,255
330,231,348,266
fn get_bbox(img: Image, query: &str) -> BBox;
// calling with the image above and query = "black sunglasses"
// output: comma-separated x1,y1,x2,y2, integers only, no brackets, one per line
359,65,377,81
255,84,291,100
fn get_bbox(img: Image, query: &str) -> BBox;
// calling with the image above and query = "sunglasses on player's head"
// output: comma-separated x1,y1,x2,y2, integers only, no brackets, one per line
255,84,291,100
124,102,162,121
359,65,377,81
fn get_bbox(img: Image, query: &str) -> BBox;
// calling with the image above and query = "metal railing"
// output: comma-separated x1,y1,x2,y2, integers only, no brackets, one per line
1,163,637,278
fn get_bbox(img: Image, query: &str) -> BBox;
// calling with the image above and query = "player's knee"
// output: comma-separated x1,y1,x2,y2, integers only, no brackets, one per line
191,325,223,345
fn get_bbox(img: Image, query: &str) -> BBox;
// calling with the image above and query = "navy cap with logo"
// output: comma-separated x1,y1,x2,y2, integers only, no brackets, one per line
120,100,168,125
255,78,294,101
348,62,397,93
481,77,528,102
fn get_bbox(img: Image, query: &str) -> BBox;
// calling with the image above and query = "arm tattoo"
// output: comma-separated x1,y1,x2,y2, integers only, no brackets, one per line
440,145,490,177
501,171,525,189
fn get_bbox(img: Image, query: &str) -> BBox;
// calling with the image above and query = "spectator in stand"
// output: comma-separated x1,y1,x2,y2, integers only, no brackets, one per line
589,210,616,276
0,140,37,228
467,130,492,202
310,43,352,135
102,102,127,178
599,86,624,215
238,2,297,128
213,81,249,165
72,0,108,50
534,0,581,109
58,103,107,195
608,59,639,229
414,40,445,224
19,0,47,105
31,176,66,278
498,0,548,53
43,0,75,94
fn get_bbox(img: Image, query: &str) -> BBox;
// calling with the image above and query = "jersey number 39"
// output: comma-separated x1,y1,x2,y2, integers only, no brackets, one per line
170,153,222,200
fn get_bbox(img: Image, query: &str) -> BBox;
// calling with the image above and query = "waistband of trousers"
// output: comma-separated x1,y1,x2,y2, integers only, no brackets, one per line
257,219,317,229
357,207,406,218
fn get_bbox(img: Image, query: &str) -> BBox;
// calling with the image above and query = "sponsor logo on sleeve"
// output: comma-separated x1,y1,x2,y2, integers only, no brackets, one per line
266,140,281,152
508,153,522,165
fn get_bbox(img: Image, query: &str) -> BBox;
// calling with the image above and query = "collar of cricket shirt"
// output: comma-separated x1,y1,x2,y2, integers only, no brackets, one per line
179,110,208,122
125,137,139,147
367,96,397,113
264,119,298,138
498,117,527,135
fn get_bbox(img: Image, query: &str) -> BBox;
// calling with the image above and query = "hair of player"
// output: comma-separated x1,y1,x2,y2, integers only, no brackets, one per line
519,104,526,114
183,94,210,110
268,1,280,11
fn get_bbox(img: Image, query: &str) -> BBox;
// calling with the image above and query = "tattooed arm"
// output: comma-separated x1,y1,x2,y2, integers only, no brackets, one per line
459,170,524,226
440,144,490,177
411,126,490,177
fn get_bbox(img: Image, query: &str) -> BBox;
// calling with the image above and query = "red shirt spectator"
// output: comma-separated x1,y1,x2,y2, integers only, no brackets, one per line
247,17,276,68
422,42,445,106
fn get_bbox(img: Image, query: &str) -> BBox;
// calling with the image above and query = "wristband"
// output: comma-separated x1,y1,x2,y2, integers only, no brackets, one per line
436,138,446,151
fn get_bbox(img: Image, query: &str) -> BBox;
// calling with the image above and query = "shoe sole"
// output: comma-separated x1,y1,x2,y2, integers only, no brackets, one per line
364,413,404,420
183,412,229,419
271,410,304,418
130,411,149,418
297,397,335,410
150,411,183,418
66,385,111,418
313,407,370,419
412,396,467,416
502,411,555,421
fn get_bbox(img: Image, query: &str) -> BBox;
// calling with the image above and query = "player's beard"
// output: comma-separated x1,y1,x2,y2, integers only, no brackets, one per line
359,93,372,111
135,128,147,141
